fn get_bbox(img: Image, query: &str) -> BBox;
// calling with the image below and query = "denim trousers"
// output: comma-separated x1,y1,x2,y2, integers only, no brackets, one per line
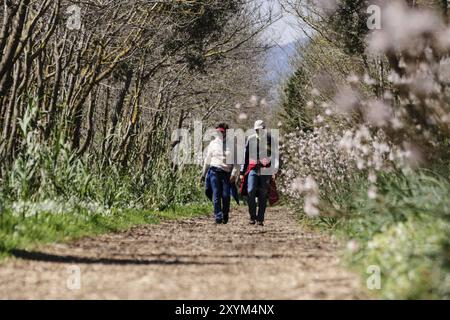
209,167,231,222
247,170,271,222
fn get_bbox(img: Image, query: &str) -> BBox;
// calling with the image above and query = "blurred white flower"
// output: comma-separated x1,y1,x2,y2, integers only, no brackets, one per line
291,177,304,193
368,186,378,200
364,100,392,127
368,171,377,183
363,74,377,86
438,58,450,84
391,117,404,130
311,88,320,96
347,74,359,84
436,27,450,52
260,98,268,108
238,113,248,120
304,200,320,217
312,0,339,14
367,2,442,55
335,85,360,114
346,240,360,253
315,115,324,124
304,176,318,192
249,95,258,107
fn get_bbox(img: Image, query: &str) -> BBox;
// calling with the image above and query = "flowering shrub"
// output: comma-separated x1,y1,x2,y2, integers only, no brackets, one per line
279,1,450,216
278,0,450,299
347,1,449,159
280,125,354,192
279,117,404,211
279,124,358,216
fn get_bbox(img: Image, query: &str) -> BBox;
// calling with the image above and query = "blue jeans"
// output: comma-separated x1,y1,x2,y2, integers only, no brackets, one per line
209,167,231,222
247,170,271,222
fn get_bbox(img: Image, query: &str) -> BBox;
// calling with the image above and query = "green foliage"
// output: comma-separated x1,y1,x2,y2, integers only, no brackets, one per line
278,0,450,300
1,100,205,209
331,169,450,299
278,35,363,133
295,168,450,299
327,0,369,55
166,0,243,70
351,215,449,299
141,161,204,211
0,100,209,258
280,68,313,131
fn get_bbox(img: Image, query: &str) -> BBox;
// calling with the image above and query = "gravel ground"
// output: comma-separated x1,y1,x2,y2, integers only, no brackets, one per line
0,207,366,299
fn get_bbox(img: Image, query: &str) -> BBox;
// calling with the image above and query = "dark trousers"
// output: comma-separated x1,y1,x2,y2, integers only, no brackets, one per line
209,167,231,222
247,170,271,222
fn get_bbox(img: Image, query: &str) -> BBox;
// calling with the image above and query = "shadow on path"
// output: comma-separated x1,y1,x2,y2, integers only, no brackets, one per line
10,249,231,266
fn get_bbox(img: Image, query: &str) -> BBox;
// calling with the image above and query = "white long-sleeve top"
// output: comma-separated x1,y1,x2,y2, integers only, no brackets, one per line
201,137,239,178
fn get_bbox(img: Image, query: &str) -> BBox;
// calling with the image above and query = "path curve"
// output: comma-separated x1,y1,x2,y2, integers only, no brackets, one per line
0,207,366,299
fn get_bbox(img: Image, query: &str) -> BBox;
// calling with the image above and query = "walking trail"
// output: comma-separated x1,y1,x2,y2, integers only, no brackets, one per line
0,207,366,299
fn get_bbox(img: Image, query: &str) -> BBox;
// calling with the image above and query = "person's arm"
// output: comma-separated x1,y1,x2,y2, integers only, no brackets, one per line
201,144,212,180
230,165,239,183
268,132,279,178
240,139,249,177
229,139,239,183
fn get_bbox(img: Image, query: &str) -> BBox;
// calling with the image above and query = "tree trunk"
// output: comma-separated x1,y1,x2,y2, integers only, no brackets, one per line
77,90,97,157
45,32,66,139
0,0,30,96
103,68,133,163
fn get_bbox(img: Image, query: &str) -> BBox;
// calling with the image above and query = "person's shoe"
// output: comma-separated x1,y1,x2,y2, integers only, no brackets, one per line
257,221,264,226
215,219,223,224
222,215,229,224
249,220,256,225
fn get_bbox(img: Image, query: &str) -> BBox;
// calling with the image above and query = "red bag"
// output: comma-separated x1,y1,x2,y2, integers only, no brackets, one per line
268,178,280,206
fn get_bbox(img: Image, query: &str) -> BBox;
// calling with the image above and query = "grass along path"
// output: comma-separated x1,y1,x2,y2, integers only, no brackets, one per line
0,206,366,299
0,204,212,260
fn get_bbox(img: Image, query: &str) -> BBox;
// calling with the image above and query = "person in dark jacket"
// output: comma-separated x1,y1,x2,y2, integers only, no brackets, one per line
239,120,278,226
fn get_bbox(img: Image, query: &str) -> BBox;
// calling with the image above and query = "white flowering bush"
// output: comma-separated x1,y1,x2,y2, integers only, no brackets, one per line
280,1,450,217
280,125,354,190
341,2,450,159
279,123,360,216
279,115,406,211
330,1,450,200
278,0,450,299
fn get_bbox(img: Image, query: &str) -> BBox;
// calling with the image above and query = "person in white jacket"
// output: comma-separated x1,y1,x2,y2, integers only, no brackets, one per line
201,123,239,224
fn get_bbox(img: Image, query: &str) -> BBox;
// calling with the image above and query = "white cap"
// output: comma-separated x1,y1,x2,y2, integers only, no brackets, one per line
254,120,265,130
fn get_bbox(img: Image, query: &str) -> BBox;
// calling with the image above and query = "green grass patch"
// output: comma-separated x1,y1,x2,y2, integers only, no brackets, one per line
292,168,450,299
340,170,450,299
345,214,449,299
0,203,212,261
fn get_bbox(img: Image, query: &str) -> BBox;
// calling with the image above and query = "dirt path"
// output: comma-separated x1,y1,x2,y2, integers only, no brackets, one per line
0,207,366,299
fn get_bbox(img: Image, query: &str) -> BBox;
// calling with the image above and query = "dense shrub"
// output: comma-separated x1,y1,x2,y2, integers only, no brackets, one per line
278,0,450,299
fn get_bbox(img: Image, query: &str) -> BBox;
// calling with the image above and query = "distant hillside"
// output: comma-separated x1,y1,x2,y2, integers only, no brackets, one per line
264,41,298,102
265,42,297,82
